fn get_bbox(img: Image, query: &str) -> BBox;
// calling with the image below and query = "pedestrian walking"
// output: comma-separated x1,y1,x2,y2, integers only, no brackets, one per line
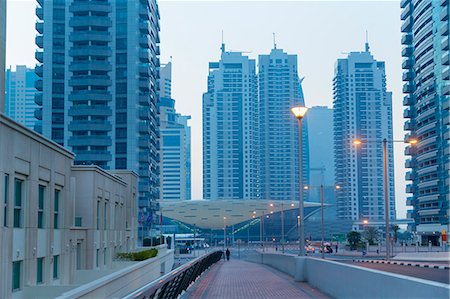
225,248,231,261
335,244,338,253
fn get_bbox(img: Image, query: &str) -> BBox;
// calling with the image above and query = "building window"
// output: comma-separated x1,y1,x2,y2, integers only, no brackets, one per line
38,185,45,229
13,179,23,228
104,202,107,230
53,255,59,279
54,190,60,229
12,261,21,291
96,249,100,268
96,201,100,230
37,257,44,284
3,174,9,227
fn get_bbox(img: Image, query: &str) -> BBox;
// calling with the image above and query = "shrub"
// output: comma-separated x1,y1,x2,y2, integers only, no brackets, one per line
116,248,158,261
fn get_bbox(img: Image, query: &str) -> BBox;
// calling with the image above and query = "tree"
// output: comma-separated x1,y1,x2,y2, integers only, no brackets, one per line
363,226,379,245
391,225,400,244
347,231,362,250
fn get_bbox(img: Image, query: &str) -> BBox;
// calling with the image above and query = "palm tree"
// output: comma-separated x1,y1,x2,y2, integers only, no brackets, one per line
363,226,379,245
391,225,400,244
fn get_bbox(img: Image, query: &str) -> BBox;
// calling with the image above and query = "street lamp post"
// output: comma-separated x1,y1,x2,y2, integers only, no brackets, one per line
354,137,417,261
291,106,308,256
223,217,227,259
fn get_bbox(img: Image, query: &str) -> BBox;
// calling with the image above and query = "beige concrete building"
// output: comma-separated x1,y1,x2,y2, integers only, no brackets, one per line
0,114,138,298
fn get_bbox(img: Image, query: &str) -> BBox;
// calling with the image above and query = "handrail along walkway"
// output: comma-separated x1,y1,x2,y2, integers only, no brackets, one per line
123,250,223,299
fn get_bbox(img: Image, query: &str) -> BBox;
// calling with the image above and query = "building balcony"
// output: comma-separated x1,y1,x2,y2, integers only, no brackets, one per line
34,108,43,120
402,70,414,81
36,22,43,34
139,6,150,20
404,145,414,156
139,79,150,91
37,0,43,7
403,95,413,106
404,120,413,131
443,52,449,65
139,36,151,48
139,94,150,106
68,121,112,132
444,84,450,96
68,105,112,117
441,0,447,7
403,82,415,93
401,46,413,57
402,58,414,69
69,61,112,72
401,17,412,33
139,152,151,163
139,22,150,33
68,136,112,147
406,209,414,219
34,79,43,91
35,51,43,63
406,184,414,193
74,151,112,162
442,21,449,36
405,171,415,181
443,67,450,80
400,0,410,8
69,46,111,57
36,7,43,19
35,64,43,77
68,91,111,102
69,1,112,13
442,36,449,51
69,75,111,87
139,122,150,134
35,35,43,48
156,45,160,55
401,3,411,20
69,31,111,43
34,121,42,134
34,93,43,106
139,50,150,62
139,64,150,76
139,169,151,177
139,109,151,120
405,159,414,168
401,34,413,45
441,6,449,21
69,16,112,28
405,197,414,206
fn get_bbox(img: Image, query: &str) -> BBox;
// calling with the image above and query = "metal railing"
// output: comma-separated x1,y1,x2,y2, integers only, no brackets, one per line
123,250,223,299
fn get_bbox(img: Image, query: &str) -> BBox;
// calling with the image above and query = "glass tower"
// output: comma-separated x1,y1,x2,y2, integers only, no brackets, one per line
333,43,396,226
34,0,161,234
258,47,309,201
401,0,449,244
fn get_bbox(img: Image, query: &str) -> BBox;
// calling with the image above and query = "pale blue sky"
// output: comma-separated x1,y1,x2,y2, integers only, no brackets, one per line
6,1,409,218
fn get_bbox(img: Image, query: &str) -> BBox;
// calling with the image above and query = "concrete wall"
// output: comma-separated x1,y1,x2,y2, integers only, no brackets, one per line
248,252,450,299
56,249,174,299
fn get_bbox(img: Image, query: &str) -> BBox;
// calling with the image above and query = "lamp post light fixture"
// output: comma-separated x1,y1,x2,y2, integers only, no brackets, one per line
291,106,308,256
353,137,417,261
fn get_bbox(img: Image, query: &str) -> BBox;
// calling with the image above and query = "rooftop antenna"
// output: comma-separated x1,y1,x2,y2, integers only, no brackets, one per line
273,32,277,49
221,30,225,53
365,30,370,52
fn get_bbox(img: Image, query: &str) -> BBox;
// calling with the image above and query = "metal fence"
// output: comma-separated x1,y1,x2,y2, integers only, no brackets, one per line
123,250,223,299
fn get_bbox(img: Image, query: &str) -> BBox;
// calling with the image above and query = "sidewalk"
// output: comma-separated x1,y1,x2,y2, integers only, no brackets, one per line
183,259,329,299
352,259,450,270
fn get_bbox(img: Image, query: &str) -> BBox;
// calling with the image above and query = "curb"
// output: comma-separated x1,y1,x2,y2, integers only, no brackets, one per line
352,259,450,270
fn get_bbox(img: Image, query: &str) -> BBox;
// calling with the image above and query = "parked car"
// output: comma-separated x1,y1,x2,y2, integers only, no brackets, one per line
319,245,333,253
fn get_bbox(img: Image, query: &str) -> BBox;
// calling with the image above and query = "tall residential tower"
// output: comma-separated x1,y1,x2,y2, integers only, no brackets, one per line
203,45,259,199
401,0,449,244
333,43,396,227
5,66,39,129
258,47,309,201
0,0,6,113
34,0,161,234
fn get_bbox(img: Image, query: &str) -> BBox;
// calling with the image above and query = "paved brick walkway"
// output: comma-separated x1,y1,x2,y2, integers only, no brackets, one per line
184,260,329,299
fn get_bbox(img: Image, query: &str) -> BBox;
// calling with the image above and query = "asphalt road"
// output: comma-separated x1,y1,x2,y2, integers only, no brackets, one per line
338,260,450,284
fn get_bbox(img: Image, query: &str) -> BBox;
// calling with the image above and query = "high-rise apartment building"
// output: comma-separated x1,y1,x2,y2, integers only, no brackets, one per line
159,63,191,201
259,47,309,201
307,106,336,219
203,44,259,199
333,43,395,226
401,0,449,244
34,0,161,234
5,66,39,129
0,0,6,113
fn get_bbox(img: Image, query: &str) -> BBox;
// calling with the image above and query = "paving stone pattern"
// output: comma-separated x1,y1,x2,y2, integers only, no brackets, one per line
185,259,329,299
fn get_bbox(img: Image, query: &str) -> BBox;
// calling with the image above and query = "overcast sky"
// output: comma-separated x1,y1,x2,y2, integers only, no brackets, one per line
6,0,409,218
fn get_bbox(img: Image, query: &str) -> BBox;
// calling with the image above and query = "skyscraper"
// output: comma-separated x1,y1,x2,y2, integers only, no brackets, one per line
401,0,449,245
333,43,395,226
307,106,335,219
258,47,309,201
0,0,6,113
34,0,161,234
203,44,259,200
159,63,191,201
5,66,39,129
